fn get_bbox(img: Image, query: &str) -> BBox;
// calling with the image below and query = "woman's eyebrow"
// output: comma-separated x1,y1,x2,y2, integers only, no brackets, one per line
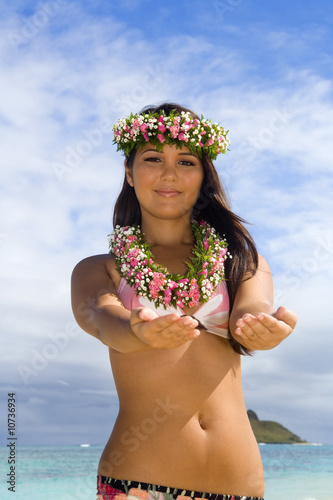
140,149,198,160
142,148,161,153
142,149,197,157
178,152,197,158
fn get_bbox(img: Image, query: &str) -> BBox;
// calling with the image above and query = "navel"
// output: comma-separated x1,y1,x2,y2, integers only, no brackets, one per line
198,413,207,430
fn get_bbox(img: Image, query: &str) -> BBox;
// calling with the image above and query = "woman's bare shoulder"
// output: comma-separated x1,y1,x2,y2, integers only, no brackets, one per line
73,253,114,268
72,253,119,283
71,253,122,299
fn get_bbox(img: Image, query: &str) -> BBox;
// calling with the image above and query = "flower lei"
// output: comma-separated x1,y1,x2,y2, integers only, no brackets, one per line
113,110,230,160
108,221,231,310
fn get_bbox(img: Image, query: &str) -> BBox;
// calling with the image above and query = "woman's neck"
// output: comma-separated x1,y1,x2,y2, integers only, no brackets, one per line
141,216,194,247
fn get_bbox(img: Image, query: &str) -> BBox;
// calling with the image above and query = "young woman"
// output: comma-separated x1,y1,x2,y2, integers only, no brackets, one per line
71,103,297,500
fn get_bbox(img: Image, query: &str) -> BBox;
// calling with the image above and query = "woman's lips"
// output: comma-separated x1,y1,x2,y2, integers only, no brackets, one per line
155,189,181,197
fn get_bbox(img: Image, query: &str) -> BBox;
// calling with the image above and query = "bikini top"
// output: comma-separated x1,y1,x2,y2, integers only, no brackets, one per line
117,278,230,339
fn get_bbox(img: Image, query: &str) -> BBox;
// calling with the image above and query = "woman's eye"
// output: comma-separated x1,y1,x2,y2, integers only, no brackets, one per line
179,160,194,166
145,156,161,162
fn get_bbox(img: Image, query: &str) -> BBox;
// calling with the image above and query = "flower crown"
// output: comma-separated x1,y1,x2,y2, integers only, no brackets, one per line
113,110,230,160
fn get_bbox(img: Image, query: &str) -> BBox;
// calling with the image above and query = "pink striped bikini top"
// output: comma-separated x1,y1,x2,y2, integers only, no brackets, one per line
117,278,230,339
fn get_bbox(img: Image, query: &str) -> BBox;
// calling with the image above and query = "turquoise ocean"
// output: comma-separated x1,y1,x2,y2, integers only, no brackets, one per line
1,444,333,500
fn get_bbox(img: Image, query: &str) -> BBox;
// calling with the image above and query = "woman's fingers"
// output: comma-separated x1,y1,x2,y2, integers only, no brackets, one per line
138,307,159,321
273,306,298,329
234,307,297,350
131,308,200,348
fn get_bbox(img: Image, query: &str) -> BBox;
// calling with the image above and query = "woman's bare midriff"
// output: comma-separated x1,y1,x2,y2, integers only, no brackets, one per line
98,329,265,497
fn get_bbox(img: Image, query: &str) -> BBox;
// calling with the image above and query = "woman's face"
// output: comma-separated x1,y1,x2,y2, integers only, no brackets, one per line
125,143,204,223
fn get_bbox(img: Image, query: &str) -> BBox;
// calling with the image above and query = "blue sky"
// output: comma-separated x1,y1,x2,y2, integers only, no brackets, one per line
1,0,333,456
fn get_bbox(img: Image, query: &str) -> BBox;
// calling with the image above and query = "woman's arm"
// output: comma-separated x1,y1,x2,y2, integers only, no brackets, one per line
229,255,297,350
71,255,200,353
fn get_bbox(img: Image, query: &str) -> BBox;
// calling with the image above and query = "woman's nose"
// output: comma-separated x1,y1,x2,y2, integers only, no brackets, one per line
160,161,178,180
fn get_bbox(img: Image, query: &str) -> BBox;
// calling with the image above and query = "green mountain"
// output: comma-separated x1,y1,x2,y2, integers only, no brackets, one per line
247,410,307,444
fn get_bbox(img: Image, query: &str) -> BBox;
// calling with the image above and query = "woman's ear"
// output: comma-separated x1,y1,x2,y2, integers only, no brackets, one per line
124,159,134,187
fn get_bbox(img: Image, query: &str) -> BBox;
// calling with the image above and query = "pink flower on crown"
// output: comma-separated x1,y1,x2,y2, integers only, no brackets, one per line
158,116,167,133
140,123,148,133
203,239,209,250
178,132,188,142
131,119,141,129
130,258,139,267
169,125,180,138
157,134,165,143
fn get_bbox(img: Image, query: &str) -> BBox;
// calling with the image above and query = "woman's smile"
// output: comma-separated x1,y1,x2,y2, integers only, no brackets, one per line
154,188,181,197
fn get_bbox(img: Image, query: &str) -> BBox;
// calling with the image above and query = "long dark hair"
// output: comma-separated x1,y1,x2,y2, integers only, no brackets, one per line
113,103,258,355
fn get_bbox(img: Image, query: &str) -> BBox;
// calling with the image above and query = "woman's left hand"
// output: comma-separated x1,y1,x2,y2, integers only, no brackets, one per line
232,306,297,350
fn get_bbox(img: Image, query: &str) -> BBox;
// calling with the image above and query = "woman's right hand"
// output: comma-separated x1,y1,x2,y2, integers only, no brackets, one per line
130,307,200,349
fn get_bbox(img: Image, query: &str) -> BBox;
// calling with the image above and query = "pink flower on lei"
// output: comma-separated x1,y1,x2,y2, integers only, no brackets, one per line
188,278,200,307
128,248,141,258
127,235,137,244
148,272,165,299
176,278,190,308
164,280,178,306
